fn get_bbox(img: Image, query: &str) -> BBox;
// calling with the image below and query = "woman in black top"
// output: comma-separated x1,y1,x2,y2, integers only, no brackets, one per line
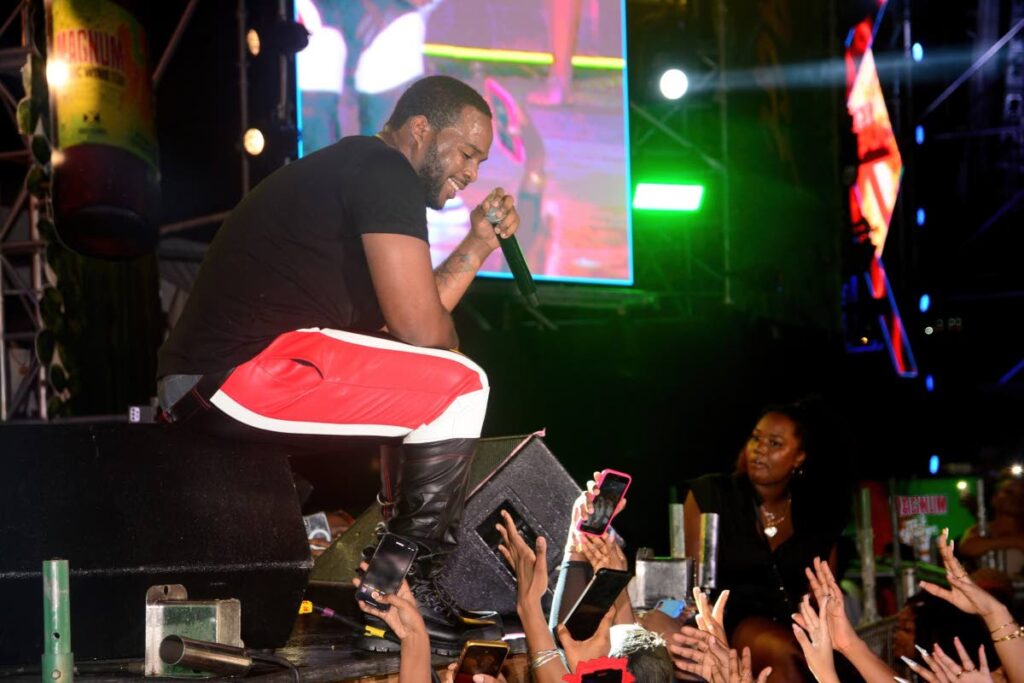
683,401,849,683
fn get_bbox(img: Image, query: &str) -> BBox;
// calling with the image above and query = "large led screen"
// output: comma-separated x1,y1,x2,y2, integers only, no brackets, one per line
295,0,632,284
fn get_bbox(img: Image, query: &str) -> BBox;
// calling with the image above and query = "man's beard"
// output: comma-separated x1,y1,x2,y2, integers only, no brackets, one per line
417,141,448,210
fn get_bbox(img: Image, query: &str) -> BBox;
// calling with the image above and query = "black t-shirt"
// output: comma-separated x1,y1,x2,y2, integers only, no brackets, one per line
158,136,428,377
688,473,838,634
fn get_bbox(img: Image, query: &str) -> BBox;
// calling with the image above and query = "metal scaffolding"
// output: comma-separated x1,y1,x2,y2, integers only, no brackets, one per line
0,0,47,421
626,0,731,316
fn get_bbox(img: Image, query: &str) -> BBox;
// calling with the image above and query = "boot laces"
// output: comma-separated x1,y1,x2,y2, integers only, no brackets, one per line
412,573,460,618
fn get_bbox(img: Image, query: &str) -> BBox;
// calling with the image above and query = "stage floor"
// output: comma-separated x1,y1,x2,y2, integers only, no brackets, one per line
0,591,531,683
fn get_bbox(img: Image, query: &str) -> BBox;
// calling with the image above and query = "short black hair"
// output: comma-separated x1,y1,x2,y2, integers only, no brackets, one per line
609,627,673,683
385,75,491,132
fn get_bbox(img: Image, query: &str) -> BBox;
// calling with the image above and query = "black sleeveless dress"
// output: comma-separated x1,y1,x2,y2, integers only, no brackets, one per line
688,473,839,636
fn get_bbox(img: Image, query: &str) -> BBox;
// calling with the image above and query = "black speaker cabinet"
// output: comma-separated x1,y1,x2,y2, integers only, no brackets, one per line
311,434,583,616
0,422,312,664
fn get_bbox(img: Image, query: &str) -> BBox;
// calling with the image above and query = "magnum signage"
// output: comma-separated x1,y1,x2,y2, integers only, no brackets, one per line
48,0,157,170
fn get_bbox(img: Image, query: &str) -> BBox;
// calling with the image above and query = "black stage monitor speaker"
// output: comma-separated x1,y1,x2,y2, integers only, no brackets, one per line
311,434,583,616
0,422,312,664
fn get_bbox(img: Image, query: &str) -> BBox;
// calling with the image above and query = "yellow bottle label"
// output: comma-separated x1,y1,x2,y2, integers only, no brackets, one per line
50,0,158,169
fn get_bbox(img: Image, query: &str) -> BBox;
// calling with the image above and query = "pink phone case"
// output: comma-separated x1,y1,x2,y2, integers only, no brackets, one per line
577,469,632,537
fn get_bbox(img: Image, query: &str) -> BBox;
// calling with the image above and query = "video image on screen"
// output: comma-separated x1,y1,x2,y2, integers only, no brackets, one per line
295,0,632,285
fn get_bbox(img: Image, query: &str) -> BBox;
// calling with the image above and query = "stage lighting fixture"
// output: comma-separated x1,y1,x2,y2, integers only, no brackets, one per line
916,208,926,226
956,480,968,491
659,68,689,100
929,455,939,475
912,42,924,62
632,183,704,211
924,326,934,335
915,125,925,144
243,128,265,156
925,374,935,392
246,28,261,57
919,293,930,313
46,58,70,89
1011,463,1023,477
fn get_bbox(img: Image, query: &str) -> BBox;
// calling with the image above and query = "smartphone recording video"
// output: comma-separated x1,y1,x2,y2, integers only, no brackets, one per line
562,567,633,641
578,470,631,536
356,533,417,611
455,640,509,683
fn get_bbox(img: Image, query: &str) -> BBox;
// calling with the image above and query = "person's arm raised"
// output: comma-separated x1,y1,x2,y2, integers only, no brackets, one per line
363,232,458,349
798,557,896,683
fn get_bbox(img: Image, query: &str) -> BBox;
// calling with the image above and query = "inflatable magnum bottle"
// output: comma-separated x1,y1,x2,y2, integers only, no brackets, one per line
47,0,160,259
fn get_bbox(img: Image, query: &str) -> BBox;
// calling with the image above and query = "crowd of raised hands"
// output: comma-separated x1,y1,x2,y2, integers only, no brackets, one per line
785,529,1022,683
353,472,1023,683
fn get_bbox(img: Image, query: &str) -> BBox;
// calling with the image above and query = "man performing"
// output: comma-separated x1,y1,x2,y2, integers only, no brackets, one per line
156,75,517,653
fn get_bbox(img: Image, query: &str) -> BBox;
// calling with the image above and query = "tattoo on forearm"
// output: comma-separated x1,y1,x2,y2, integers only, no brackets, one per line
435,249,475,291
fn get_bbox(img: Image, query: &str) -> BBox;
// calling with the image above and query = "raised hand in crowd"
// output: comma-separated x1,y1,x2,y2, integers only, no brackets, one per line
563,473,635,628
724,647,772,683
669,624,730,681
920,529,1009,619
556,605,619,673
352,563,427,640
578,532,627,572
919,529,1022,683
672,634,769,683
923,639,994,683
693,586,730,648
570,471,628,551
801,556,860,652
577,532,635,626
792,593,840,683
496,510,549,613
352,565,431,683
496,510,570,683
441,662,509,683
797,556,897,683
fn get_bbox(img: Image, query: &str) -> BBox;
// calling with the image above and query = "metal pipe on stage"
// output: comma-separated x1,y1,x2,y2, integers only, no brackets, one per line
42,559,74,683
159,636,252,677
858,487,878,624
889,478,905,608
669,502,685,559
977,477,988,537
697,512,719,590
975,477,1002,570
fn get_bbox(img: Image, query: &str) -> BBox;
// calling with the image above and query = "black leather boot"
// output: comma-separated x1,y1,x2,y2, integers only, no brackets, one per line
354,439,502,655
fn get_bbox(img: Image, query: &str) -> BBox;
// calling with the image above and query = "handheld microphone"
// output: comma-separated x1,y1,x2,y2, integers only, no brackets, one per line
486,207,539,307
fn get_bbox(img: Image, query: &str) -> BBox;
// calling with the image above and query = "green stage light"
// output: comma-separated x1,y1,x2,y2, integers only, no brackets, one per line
632,183,704,211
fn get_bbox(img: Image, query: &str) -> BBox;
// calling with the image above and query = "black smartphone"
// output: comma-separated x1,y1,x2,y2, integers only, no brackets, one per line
454,640,510,683
577,470,632,536
581,669,624,683
561,567,633,641
356,533,417,611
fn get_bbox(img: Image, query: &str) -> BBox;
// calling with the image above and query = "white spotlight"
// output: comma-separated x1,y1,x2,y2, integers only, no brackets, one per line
659,68,689,100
